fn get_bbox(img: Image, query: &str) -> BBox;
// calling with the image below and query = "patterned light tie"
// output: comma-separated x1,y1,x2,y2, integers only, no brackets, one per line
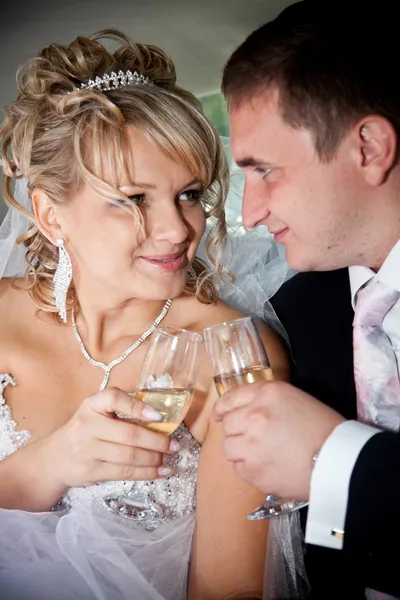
353,281,400,600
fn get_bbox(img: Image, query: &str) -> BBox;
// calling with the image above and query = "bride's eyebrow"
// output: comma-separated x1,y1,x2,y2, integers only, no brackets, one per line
124,182,157,190
180,179,202,189
122,178,202,192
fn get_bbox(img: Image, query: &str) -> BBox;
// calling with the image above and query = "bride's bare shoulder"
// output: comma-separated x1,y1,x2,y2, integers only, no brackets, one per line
188,297,257,329
197,299,245,327
0,279,34,325
0,277,26,301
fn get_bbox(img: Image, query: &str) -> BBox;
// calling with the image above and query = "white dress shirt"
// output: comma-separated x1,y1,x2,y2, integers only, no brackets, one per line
305,239,400,550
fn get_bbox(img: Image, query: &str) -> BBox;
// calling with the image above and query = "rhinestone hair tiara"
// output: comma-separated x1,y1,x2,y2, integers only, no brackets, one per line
71,69,153,93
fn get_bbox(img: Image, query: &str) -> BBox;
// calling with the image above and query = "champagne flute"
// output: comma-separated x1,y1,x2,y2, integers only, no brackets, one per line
103,326,203,525
204,316,308,519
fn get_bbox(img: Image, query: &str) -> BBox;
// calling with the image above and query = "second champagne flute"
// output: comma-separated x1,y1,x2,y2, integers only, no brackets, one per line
204,316,308,519
103,325,203,525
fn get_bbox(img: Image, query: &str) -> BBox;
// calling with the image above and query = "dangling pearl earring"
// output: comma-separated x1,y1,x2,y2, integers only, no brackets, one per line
53,238,72,323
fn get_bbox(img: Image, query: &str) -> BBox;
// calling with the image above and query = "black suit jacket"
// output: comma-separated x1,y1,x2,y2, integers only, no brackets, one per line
270,269,400,599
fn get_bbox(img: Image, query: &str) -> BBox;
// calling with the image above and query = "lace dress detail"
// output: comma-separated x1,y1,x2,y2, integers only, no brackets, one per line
0,374,31,460
0,373,201,600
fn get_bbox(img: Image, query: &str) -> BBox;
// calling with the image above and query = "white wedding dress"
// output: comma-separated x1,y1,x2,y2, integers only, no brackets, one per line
0,374,200,600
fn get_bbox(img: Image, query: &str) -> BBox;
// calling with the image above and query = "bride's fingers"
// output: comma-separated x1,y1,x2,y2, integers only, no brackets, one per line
96,462,171,482
94,439,164,467
85,387,162,423
92,414,176,454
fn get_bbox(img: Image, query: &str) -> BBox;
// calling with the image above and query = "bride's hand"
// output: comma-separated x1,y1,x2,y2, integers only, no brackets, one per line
42,388,177,488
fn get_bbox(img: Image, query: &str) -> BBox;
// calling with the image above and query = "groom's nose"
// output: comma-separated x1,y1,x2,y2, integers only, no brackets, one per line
241,181,270,229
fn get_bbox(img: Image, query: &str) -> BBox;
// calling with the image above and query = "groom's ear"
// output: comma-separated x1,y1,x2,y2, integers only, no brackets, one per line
355,116,398,186
31,188,63,243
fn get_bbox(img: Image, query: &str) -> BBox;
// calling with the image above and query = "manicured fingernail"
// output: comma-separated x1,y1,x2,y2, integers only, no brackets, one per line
158,466,172,477
142,406,163,421
169,440,181,452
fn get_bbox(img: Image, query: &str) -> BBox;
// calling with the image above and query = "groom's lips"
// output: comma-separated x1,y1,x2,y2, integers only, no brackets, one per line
270,228,288,242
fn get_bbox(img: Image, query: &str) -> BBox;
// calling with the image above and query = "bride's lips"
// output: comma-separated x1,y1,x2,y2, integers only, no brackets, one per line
140,251,187,272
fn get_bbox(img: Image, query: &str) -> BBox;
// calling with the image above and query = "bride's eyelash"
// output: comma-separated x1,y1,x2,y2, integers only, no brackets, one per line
179,189,204,203
112,194,145,207
112,189,204,209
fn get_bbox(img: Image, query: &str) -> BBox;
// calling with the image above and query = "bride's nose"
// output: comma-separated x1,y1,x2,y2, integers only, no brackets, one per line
148,202,189,244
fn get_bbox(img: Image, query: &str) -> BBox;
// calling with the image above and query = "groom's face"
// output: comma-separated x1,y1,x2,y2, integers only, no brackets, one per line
229,88,366,272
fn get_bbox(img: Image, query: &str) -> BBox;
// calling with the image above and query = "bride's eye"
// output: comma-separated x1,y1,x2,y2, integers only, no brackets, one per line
178,189,204,204
113,194,146,207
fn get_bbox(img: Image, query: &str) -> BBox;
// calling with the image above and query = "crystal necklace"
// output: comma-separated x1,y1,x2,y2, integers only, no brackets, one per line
71,299,172,391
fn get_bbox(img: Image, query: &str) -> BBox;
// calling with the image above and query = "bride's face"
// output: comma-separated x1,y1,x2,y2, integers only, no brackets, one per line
49,127,206,302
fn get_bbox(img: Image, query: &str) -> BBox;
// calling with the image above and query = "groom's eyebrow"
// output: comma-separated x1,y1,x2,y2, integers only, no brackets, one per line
235,156,272,168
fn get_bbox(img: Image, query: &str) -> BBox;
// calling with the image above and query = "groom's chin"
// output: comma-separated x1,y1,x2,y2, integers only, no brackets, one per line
285,251,329,273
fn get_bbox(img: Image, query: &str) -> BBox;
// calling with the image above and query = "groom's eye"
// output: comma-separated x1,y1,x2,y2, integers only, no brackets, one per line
254,167,272,179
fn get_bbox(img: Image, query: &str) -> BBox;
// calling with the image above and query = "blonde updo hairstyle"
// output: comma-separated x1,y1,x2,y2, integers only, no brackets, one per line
0,29,229,321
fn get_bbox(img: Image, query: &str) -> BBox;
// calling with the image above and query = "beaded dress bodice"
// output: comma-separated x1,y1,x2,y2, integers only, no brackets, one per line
0,374,200,524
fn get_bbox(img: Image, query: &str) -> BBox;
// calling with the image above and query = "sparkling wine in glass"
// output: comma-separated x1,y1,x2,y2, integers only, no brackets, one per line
103,326,203,525
204,316,308,519
135,386,194,434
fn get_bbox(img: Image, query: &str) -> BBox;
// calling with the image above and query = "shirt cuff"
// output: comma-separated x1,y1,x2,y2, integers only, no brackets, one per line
305,420,380,550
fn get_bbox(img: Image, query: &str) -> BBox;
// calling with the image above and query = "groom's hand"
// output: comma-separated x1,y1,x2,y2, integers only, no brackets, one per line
214,380,345,500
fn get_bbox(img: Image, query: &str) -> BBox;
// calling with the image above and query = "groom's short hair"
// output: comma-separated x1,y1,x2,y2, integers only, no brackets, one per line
222,0,400,161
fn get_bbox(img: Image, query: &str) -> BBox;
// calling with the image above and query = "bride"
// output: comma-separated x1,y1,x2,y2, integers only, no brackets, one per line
0,29,290,600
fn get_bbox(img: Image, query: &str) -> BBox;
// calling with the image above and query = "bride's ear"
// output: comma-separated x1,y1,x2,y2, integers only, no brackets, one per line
31,188,63,243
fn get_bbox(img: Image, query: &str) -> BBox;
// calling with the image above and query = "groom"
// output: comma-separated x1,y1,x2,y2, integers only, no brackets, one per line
215,1,400,598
